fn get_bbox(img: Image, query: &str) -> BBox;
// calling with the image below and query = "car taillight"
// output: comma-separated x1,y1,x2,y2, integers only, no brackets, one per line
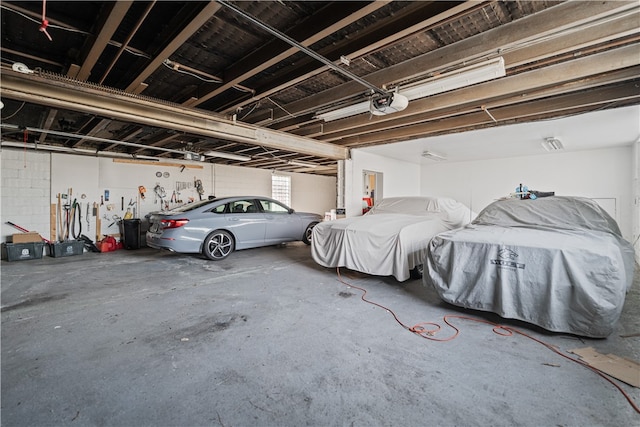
160,219,189,229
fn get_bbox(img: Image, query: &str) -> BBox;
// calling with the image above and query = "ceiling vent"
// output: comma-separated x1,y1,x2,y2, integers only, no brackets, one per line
421,151,447,161
542,137,564,151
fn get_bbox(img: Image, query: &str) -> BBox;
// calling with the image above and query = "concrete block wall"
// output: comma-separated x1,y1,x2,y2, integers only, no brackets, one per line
1,149,52,241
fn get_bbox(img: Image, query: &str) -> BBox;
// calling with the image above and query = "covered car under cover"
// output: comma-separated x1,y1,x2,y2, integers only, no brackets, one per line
425,196,635,338
311,197,473,281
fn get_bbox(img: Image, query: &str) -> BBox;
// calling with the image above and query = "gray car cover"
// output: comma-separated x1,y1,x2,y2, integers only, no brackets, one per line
424,196,635,337
311,197,473,281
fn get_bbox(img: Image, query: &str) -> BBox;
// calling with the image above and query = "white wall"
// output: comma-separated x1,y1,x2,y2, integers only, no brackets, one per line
345,150,421,217
1,149,336,243
1,149,51,241
213,164,336,215
420,146,635,242
290,171,337,216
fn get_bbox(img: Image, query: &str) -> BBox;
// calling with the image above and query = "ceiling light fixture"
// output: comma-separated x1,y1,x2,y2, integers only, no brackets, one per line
542,137,564,151
421,150,447,161
203,150,252,161
287,160,319,168
316,57,506,122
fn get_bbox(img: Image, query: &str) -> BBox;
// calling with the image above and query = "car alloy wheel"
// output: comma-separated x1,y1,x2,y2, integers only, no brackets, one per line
302,222,318,245
203,230,234,260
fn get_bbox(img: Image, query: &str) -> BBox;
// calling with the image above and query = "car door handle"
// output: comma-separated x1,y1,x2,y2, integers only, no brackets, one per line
265,215,274,220
229,217,239,221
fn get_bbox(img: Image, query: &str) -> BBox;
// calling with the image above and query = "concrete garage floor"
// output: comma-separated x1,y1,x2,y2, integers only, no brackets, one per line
1,243,639,427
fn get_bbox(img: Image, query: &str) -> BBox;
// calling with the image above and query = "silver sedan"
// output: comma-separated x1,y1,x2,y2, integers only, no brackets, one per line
146,196,322,260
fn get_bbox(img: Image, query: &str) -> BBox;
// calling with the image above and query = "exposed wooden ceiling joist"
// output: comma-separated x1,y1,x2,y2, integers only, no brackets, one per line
250,1,638,125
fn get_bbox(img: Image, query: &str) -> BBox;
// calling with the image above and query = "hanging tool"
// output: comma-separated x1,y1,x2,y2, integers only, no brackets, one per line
107,215,122,228
63,192,72,241
86,202,91,232
154,184,167,208
194,178,204,200
57,193,63,241
71,199,82,239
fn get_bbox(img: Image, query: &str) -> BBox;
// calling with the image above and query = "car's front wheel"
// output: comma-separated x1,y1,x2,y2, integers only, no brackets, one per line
302,222,318,245
203,230,234,260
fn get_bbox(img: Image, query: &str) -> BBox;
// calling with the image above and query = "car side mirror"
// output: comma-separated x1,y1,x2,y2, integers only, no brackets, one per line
288,208,295,214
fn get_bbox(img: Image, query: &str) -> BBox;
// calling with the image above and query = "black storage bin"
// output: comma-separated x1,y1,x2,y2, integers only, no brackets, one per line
4,242,44,261
49,240,84,257
121,219,141,249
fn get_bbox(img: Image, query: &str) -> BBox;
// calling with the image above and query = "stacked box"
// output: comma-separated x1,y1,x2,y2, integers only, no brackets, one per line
49,240,85,257
4,242,45,261
12,232,43,243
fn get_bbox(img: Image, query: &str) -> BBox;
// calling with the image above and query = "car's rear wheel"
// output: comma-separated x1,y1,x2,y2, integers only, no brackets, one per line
203,230,234,260
302,222,318,245
410,264,424,280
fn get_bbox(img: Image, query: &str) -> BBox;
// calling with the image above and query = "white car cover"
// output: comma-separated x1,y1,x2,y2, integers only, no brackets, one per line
425,196,635,338
311,197,473,281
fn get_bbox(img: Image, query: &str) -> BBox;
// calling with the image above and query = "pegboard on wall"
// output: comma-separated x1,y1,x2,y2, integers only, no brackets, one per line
50,154,213,242
98,158,213,239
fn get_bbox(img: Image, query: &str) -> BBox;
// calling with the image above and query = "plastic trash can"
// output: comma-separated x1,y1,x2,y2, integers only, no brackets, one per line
121,219,141,249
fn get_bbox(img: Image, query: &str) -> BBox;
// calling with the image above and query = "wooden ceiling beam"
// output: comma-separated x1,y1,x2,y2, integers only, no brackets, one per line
189,1,390,108
302,66,640,140
255,1,638,124
125,1,223,93
309,44,640,140
220,1,478,115
76,1,133,81
336,81,640,147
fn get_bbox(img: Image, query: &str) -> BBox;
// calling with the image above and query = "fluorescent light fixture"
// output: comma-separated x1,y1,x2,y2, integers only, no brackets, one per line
315,57,506,122
287,159,319,168
203,150,251,161
421,150,447,161
132,154,161,161
401,57,505,100
315,103,370,122
542,137,564,151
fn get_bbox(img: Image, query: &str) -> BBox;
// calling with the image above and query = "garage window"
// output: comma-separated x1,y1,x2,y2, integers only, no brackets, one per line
271,175,291,206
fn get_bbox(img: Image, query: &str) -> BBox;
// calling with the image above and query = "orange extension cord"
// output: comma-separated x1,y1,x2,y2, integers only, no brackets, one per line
335,268,640,414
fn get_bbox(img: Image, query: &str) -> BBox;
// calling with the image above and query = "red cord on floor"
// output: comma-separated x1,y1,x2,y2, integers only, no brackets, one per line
335,267,640,414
